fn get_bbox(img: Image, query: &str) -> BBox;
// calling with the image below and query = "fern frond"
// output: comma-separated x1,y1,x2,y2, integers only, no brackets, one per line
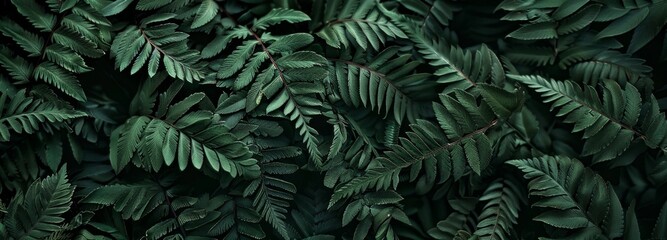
82,178,224,239
240,118,304,239
340,191,409,240
208,197,267,239
1,1,665,240
110,78,259,176
0,46,33,82
323,110,348,161
110,110,259,177
10,0,57,32
111,15,205,82
329,90,514,207
0,90,86,141
0,0,109,102
472,178,526,240
191,0,219,29
381,8,504,92
216,32,314,90
4,167,74,239
145,196,206,240
245,173,297,239
511,74,667,161
428,198,477,239
290,186,340,238
315,0,406,50
564,50,654,94
81,181,165,220
508,156,624,239
208,8,327,167
0,19,44,57
254,56,327,167
328,46,434,124
33,62,87,101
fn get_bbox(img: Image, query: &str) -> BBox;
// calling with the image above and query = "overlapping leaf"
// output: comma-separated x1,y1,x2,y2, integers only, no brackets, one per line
330,90,517,206
508,156,624,239
512,75,667,162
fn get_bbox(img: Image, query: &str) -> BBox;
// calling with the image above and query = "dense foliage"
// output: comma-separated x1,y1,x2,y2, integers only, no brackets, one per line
1,0,667,239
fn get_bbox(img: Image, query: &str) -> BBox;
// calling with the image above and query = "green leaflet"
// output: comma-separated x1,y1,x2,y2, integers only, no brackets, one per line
0,47,33,82
81,181,166,221
191,0,218,29
33,62,87,101
508,22,559,40
0,20,45,57
11,0,57,32
627,2,667,53
253,8,311,30
478,84,524,119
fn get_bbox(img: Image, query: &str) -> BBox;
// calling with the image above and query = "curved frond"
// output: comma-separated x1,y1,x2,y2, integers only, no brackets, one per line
4,167,74,239
508,156,624,239
512,74,667,161
472,178,526,240
111,16,205,82
109,79,259,176
328,46,434,123
0,0,109,101
314,0,406,50
381,8,505,92
564,50,653,94
81,181,165,220
329,90,515,206
0,90,86,141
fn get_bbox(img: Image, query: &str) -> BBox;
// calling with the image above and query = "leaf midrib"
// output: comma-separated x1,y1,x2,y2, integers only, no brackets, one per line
331,119,498,206
1,109,84,123
522,163,605,234
535,78,646,140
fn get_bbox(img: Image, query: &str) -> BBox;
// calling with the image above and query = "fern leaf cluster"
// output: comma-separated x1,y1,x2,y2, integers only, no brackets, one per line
1,0,667,239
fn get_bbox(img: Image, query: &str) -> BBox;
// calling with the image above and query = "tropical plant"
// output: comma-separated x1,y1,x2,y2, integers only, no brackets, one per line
1,0,666,239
